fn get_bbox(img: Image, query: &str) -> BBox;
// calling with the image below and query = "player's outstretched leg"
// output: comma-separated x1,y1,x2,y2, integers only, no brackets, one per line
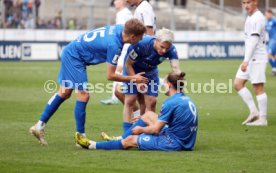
29,87,72,145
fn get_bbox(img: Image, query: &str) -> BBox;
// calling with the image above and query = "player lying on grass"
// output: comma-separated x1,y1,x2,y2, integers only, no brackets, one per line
29,19,148,146
75,71,198,151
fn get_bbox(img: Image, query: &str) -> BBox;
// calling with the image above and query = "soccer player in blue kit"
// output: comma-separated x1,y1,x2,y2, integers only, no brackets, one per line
76,71,198,151
29,19,148,145
101,28,181,140
265,9,276,75
121,28,181,133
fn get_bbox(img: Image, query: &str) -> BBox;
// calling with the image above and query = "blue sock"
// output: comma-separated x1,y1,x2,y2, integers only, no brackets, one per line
269,58,274,68
122,118,147,139
122,122,132,133
40,93,65,123
74,101,87,133
96,140,124,150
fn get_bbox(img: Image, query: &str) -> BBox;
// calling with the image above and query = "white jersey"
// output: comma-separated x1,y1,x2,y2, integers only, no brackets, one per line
134,0,156,32
244,10,267,63
116,8,132,67
116,7,133,25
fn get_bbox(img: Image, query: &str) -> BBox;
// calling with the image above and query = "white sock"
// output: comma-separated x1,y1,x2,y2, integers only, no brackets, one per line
133,109,141,117
111,82,119,101
36,120,46,131
116,136,122,140
256,93,267,118
238,87,258,114
88,141,96,149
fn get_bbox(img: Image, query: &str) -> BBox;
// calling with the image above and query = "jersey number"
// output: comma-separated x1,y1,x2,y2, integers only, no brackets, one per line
83,27,105,42
188,101,197,123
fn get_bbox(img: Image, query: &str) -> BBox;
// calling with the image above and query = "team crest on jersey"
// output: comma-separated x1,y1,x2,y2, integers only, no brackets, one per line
130,49,138,60
159,57,167,62
112,55,120,64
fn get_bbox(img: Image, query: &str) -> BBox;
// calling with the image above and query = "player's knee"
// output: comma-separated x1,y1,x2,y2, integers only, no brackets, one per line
146,97,157,111
253,84,264,95
76,91,90,102
234,79,243,91
58,89,72,100
125,97,136,107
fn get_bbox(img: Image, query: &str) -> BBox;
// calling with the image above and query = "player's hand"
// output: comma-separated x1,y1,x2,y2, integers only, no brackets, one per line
137,83,147,93
132,126,144,135
133,72,148,84
131,115,141,124
241,61,248,72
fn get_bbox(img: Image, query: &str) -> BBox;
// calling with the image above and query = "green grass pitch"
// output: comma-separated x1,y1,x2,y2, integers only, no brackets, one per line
0,60,275,173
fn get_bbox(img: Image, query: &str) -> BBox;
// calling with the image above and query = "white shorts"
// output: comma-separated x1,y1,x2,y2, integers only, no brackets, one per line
235,62,267,84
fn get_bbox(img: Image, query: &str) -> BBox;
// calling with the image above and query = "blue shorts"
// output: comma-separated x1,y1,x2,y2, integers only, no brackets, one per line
137,132,182,151
123,68,159,97
268,39,276,56
58,47,88,91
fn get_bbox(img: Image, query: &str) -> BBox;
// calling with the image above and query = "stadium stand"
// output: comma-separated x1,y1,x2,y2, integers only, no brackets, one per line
1,0,275,30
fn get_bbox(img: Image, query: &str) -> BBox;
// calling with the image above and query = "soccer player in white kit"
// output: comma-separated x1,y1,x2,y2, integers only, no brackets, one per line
101,0,133,105
127,0,156,35
234,0,268,126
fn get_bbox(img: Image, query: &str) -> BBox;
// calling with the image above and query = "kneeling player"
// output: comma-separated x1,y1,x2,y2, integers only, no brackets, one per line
75,71,198,151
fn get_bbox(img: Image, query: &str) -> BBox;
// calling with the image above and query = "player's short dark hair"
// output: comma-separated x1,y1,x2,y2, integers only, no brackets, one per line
266,9,273,14
124,19,146,36
167,71,186,91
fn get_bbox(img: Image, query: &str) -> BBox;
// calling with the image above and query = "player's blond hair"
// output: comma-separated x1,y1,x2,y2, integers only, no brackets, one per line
156,28,174,43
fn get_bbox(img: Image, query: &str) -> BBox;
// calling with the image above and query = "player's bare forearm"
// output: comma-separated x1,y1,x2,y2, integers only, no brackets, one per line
170,60,181,74
132,121,166,135
106,64,133,82
106,64,148,83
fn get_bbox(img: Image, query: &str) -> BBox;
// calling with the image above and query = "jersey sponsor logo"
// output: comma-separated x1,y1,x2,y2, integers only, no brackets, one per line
159,57,167,62
112,55,120,64
130,49,138,60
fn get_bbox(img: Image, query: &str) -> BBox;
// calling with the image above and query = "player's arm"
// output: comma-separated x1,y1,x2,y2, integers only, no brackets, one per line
125,57,136,76
241,20,263,72
241,35,260,72
106,64,147,83
141,9,155,35
133,120,166,135
106,44,148,83
170,59,181,74
169,46,181,74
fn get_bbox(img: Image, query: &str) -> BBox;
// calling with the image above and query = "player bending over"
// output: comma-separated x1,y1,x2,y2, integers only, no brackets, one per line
75,71,198,151
29,19,148,146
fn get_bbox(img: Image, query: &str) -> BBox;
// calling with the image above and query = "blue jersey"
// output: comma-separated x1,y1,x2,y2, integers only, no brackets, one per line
266,18,276,40
158,93,198,150
65,25,124,66
126,35,178,72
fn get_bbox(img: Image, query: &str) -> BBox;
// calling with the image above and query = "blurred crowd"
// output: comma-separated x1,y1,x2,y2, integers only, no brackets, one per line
2,0,81,29
3,0,40,29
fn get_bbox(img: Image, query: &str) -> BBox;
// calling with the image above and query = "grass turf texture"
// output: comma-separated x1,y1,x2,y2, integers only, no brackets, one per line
0,60,275,173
